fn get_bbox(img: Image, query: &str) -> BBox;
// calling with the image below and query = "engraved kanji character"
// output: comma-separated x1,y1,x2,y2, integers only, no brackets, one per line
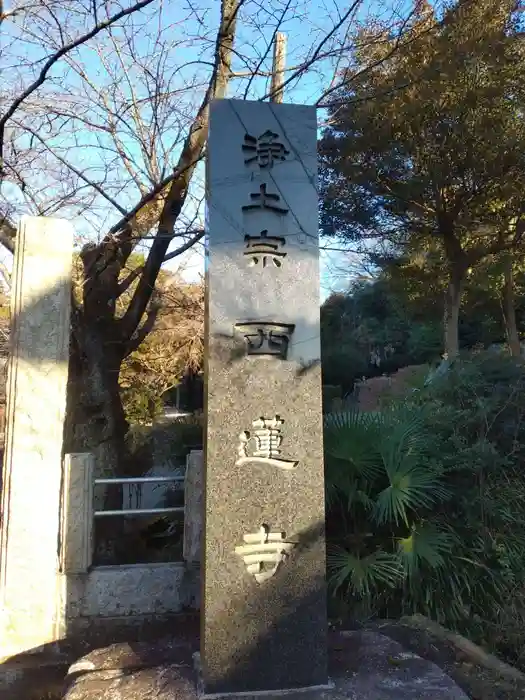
244,230,286,268
235,525,295,583
234,322,295,359
236,415,298,470
242,130,290,169
242,183,288,215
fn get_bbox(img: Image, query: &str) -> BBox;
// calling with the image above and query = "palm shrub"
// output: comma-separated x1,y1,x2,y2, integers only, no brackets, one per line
325,351,525,636
325,406,453,619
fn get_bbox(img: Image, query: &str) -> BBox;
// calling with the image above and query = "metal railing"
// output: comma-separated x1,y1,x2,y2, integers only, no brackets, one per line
93,474,185,517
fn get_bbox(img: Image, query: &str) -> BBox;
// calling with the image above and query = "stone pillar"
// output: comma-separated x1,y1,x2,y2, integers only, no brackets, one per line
60,453,94,575
183,449,204,566
183,449,203,610
201,100,328,694
0,216,73,658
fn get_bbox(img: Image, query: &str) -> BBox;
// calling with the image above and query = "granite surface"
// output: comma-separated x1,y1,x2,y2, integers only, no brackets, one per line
0,215,73,657
202,99,327,693
64,563,186,620
332,629,468,700
61,629,469,700
61,453,94,574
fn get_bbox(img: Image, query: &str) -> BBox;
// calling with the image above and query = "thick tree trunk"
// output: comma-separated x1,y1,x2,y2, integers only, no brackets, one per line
500,252,521,358
63,318,128,476
441,223,469,360
443,267,463,359
63,311,129,563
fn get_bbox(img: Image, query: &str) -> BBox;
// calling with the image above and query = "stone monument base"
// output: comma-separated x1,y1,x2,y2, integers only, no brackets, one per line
193,653,334,699
61,627,469,700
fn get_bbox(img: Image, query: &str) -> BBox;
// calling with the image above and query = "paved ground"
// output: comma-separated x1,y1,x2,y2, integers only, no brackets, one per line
378,618,525,700
62,628,468,700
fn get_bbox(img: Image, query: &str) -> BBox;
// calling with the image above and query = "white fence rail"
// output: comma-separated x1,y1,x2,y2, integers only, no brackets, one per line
93,474,185,518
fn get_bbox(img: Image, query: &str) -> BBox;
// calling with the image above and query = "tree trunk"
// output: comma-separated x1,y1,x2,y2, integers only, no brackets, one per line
63,310,129,563
500,252,521,357
63,316,128,477
443,266,463,358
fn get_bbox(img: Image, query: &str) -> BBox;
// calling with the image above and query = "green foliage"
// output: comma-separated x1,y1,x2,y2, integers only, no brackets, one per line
321,279,443,389
320,0,525,244
119,274,204,425
121,385,164,424
124,413,203,479
320,255,525,385
321,342,369,392
325,352,525,637
406,323,442,363
322,384,343,413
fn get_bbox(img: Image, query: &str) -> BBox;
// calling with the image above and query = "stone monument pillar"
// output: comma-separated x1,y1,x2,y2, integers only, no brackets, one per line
201,99,328,694
0,216,73,657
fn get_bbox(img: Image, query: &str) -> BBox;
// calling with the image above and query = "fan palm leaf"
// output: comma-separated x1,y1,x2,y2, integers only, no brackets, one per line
373,406,450,525
324,409,384,506
397,524,454,577
327,545,403,598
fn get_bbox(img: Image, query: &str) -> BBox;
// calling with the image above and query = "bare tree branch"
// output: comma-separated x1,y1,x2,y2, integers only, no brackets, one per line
242,0,292,99
118,0,242,340
117,265,145,297
163,230,205,263
0,0,158,171
124,302,159,356
0,259,12,291
262,0,363,101
107,158,204,238
13,119,128,215
316,4,444,107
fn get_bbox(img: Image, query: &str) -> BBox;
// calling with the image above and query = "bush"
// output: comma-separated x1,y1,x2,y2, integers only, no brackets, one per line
321,345,369,393
324,351,525,666
124,413,204,475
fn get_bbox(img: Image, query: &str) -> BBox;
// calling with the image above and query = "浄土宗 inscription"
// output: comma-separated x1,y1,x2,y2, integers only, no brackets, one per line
201,98,329,695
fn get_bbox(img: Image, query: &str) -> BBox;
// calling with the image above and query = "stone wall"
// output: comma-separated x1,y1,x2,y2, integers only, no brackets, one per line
58,448,203,644
64,563,187,631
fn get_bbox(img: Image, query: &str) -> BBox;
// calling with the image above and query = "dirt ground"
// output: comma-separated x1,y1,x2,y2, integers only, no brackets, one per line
378,620,525,700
